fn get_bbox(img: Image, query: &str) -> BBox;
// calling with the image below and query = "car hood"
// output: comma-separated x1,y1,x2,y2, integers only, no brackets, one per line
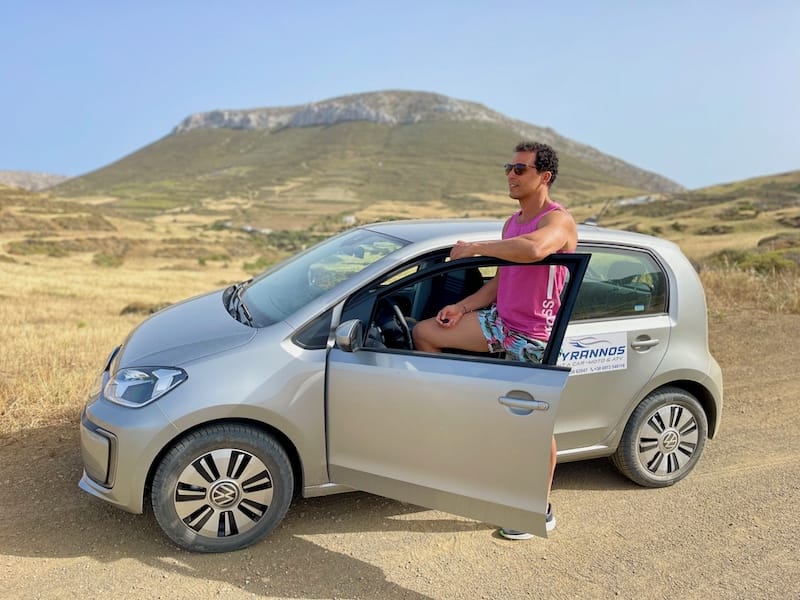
117,290,257,368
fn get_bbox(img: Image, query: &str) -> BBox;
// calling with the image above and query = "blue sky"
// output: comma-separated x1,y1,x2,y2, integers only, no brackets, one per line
2,1,798,189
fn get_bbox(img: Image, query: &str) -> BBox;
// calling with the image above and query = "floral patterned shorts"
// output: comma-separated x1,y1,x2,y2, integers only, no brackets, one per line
476,305,546,363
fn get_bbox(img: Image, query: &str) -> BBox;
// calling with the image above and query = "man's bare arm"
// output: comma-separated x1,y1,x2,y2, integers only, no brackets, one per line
450,211,577,262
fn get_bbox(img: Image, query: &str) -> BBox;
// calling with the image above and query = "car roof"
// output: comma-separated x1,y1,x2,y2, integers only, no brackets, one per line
360,218,680,252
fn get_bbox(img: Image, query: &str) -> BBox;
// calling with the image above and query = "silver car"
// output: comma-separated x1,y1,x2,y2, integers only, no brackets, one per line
79,219,722,553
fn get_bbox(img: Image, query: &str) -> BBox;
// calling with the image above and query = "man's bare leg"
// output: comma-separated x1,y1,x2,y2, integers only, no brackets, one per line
412,312,489,353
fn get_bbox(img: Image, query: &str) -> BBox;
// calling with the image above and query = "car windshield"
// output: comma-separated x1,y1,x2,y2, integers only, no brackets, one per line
243,228,409,325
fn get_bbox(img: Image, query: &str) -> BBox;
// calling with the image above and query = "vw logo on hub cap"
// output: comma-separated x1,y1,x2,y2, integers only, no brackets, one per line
661,430,680,453
210,481,240,508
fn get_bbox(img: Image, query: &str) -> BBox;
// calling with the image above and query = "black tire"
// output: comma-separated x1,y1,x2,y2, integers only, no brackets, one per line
611,387,708,488
151,423,294,553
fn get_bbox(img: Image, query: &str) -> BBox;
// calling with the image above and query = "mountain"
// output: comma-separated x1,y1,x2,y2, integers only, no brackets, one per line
0,170,69,191
171,91,682,194
53,90,684,227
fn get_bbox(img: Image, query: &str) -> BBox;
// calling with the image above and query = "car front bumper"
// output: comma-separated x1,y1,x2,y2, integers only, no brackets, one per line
78,395,179,514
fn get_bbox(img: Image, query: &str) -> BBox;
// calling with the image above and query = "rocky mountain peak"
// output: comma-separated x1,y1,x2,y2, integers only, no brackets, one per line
172,90,504,133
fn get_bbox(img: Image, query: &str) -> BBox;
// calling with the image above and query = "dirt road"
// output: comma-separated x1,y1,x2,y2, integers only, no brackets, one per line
1,309,798,599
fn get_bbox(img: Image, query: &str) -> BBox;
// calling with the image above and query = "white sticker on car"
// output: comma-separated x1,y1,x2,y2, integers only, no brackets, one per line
558,333,628,376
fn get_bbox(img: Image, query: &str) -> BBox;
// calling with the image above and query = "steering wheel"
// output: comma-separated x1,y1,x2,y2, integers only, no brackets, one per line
378,299,413,350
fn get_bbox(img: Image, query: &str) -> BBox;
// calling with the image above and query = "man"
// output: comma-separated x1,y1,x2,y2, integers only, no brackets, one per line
412,141,578,539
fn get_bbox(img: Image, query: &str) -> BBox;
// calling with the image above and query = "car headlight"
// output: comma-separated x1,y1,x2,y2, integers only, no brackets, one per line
104,367,188,408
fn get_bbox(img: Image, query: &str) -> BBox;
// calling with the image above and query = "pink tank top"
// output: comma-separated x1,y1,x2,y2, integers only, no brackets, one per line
496,203,567,342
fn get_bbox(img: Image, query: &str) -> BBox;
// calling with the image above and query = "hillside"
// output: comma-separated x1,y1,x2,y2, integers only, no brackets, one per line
0,170,69,191
52,91,682,228
596,170,800,263
5,166,798,274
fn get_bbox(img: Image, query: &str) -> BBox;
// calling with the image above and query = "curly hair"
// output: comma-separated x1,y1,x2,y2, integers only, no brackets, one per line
514,141,559,186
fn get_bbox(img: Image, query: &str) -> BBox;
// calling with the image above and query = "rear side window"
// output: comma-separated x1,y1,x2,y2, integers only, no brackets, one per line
572,247,667,320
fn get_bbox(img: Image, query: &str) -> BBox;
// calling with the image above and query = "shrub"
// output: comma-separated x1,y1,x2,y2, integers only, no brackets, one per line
243,256,273,274
7,239,69,257
120,302,170,315
93,253,124,268
703,248,797,274
197,254,231,267
697,224,734,235
738,251,796,273
758,233,800,250
264,230,325,252
670,221,687,232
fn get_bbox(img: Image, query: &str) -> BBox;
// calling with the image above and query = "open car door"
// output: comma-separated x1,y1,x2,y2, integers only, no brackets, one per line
326,253,589,537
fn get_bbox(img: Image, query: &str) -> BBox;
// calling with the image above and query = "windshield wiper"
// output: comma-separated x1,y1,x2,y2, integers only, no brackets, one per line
227,281,254,326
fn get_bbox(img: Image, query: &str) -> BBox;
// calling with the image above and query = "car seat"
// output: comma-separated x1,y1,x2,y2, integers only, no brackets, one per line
418,267,485,321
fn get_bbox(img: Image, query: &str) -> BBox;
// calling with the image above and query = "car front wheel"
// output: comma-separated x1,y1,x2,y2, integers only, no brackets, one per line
151,423,294,553
612,387,708,487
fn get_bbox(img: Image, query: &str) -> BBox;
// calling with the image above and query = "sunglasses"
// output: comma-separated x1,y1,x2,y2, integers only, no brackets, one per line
504,163,537,176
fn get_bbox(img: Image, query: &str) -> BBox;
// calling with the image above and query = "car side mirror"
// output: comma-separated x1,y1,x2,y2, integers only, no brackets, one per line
335,319,363,352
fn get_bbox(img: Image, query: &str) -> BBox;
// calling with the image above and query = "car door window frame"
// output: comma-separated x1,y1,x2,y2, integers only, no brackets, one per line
572,244,669,321
343,253,591,367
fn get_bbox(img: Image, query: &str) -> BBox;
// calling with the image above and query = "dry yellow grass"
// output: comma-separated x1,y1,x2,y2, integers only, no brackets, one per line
700,268,800,316
0,254,249,434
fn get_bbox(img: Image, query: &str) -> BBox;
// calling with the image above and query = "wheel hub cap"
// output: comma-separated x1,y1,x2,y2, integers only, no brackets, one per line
637,403,699,478
660,429,680,453
210,480,240,508
173,448,274,539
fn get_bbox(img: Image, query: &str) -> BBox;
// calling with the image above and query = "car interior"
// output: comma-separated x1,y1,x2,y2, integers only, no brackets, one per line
571,250,667,320
293,245,667,355
341,251,489,351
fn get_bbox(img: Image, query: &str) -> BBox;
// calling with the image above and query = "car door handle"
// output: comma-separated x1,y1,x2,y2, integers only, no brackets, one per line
498,396,550,411
631,337,660,350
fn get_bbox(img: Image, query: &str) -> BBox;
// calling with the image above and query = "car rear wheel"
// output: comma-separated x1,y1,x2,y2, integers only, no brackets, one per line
151,423,293,553
612,387,708,487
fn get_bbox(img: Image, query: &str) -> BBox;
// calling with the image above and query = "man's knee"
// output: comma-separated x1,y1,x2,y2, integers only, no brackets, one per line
412,318,437,352
411,322,423,345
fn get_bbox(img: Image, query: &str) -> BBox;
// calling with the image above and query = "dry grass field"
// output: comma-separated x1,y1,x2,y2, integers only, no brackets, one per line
0,188,248,432
0,255,249,433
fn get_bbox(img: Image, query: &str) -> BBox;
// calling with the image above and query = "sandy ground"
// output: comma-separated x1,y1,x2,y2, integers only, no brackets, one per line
1,309,798,600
